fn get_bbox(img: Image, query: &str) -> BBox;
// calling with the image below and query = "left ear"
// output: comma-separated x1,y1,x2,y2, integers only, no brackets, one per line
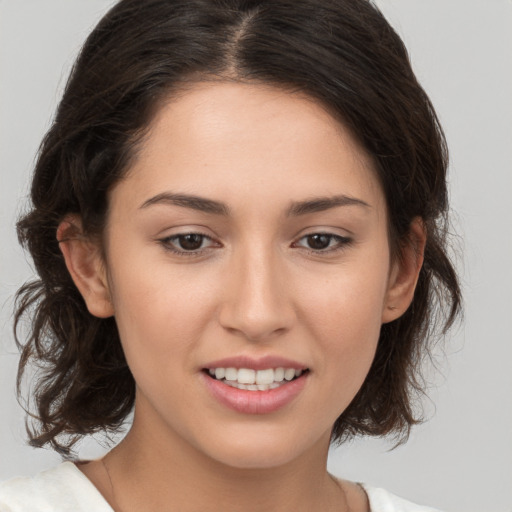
382,217,426,324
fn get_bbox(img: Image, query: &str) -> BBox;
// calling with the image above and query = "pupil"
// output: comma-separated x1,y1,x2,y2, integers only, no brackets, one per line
179,234,203,250
307,234,331,250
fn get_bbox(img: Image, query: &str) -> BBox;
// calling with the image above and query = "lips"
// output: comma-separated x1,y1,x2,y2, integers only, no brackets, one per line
204,355,307,372
201,356,309,414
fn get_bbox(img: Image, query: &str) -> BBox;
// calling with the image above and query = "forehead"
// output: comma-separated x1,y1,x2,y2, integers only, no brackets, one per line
114,81,384,215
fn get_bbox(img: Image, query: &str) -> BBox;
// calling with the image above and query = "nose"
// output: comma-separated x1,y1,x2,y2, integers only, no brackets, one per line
218,244,295,342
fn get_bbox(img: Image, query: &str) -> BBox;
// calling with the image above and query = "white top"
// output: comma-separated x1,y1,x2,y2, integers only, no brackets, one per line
0,462,441,512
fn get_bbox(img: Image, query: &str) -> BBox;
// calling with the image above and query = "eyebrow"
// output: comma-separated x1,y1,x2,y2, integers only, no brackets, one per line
140,192,230,215
286,195,370,216
139,192,370,216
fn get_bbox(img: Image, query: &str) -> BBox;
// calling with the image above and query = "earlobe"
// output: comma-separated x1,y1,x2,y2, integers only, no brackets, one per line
382,217,426,324
57,216,114,318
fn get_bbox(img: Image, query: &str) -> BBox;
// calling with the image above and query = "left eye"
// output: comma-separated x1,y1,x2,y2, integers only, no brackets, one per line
294,233,351,252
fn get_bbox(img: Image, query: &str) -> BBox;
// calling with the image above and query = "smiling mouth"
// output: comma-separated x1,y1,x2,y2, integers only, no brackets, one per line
203,367,309,391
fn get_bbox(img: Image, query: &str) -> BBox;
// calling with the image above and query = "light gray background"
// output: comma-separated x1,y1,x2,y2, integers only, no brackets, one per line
1,2,511,511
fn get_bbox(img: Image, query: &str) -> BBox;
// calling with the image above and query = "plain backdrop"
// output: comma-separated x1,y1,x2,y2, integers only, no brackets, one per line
1,2,511,511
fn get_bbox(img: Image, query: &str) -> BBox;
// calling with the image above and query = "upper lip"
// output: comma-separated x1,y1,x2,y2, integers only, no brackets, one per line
203,355,308,371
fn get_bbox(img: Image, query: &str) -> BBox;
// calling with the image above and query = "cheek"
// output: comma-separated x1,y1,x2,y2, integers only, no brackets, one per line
295,258,389,390
107,253,218,369
304,287,382,420
309,291,381,381
298,255,389,337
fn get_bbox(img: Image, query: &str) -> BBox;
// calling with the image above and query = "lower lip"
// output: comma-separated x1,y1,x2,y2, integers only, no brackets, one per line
202,372,308,414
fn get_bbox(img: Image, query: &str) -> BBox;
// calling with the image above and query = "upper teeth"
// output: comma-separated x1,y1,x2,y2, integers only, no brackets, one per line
208,367,303,385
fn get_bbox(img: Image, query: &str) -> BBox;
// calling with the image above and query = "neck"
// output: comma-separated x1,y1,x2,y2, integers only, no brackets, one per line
104,409,346,512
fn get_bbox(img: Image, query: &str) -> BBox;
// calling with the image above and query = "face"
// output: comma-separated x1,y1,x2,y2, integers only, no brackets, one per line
72,82,410,469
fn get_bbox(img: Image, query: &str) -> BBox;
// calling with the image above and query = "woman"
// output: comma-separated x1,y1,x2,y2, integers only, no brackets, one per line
0,0,461,511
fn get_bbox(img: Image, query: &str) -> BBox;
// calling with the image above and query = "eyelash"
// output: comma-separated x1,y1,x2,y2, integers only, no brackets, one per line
159,232,218,258
158,232,353,258
293,233,353,254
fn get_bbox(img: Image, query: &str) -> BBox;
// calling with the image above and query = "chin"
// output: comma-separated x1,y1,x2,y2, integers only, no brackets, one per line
210,446,301,470
197,426,329,470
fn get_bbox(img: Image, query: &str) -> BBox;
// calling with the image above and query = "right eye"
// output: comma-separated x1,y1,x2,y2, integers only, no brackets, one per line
159,232,219,256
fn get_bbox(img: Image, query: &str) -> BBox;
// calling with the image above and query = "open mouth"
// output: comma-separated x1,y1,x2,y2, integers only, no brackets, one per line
203,367,309,391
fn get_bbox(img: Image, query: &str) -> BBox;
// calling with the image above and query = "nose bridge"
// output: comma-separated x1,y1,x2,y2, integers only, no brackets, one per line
219,238,292,341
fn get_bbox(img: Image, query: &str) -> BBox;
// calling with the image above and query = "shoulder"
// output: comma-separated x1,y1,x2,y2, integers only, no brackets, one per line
362,484,443,512
0,462,112,512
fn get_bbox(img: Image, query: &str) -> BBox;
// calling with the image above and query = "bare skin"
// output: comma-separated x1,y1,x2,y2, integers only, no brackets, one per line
62,81,424,512
78,447,370,512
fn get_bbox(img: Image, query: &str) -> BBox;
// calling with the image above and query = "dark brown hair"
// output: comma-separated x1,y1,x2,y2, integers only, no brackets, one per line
15,0,461,456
